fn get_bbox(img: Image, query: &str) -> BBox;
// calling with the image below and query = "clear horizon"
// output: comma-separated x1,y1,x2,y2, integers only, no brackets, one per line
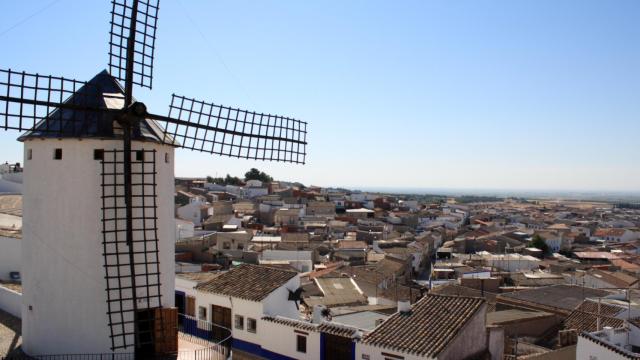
1,1,639,192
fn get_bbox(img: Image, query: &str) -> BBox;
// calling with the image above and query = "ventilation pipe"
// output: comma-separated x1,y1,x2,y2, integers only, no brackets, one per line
397,300,411,314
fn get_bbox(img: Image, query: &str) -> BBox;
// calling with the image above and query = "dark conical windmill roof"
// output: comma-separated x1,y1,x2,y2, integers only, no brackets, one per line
18,70,173,144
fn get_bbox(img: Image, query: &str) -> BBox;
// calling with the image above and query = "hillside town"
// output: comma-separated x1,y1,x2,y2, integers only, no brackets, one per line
4,163,640,359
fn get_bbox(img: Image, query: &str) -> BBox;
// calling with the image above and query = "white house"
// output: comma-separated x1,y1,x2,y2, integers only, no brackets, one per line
260,250,314,273
592,228,638,243
484,254,540,272
577,322,640,360
357,295,497,360
175,218,195,241
240,186,269,199
177,195,211,226
194,264,302,358
183,264,365,359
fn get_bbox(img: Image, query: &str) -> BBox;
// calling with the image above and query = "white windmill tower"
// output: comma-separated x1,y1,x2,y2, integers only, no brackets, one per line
18,71,177,356
0,0,307,357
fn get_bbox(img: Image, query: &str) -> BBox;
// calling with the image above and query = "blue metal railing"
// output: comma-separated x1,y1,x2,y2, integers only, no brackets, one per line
178,313,231,347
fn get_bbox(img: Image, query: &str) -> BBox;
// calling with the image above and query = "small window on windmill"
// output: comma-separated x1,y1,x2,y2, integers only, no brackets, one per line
53,148,62,160
165,152,169,163
135,150,144,161
94,149,104,160
27,149,32,160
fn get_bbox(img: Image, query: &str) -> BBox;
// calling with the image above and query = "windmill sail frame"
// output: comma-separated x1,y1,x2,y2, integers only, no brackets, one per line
2,0,308,354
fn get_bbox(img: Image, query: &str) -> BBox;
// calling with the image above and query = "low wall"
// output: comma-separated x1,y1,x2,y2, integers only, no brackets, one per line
0,285,22,318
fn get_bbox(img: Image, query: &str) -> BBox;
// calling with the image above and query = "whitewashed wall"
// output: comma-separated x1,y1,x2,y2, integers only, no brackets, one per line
259,320,321,360
175,277,198,298
194,274,300,348
21,139,175,356
0,285,21,318
262,276,300,319
576,335,628,360
0,235,21,280
195,291,264,346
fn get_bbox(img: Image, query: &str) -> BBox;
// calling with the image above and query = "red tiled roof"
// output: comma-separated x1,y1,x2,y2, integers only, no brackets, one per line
594,228,627,237
361,295,485,357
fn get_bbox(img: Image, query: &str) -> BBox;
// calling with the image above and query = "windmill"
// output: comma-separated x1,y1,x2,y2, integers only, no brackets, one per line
0,0,307,357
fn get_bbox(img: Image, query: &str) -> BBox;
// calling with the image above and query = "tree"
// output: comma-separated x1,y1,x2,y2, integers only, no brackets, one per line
244,168,273,183
225,174,243,186
206,174,243,186
530,234,550,255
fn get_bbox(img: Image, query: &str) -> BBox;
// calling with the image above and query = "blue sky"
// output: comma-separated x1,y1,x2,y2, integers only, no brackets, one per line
1,1,639,192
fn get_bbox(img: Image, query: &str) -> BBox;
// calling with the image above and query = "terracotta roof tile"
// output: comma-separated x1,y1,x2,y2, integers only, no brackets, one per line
196,264,297,302
262,316,317,332
497,285,610,313
594,228,627,237
361,294,485,357
564,299,625,333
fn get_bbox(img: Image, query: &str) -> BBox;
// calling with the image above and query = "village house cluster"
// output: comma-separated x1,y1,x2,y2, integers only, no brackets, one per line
166,176,640,359
3,165,640,359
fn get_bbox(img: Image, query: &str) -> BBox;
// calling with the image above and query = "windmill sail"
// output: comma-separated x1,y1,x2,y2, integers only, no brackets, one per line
4,0,308,354
109,0,160,89
148,95,307,164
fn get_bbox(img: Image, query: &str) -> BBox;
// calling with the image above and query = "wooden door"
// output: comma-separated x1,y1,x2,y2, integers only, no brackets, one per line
186,296,196,317
211,305,231,342
324,333,353,360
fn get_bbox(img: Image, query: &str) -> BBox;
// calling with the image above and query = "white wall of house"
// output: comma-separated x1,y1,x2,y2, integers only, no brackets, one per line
175,218,195,241
21,139,175,355
177,198,209,225
0,235,21,280
175,277,199,298
195,291,264,346
592,230,638,243
577,334,630,360
262,276,301,319
260,250,313,273
242,187,269,199
259,320,322,360
357,343,429,360
194,275,300,347
0,285,21,318
486,255,540,272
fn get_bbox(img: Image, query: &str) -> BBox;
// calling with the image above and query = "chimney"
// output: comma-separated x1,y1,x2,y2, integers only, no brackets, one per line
603,326,614,340
312,305,328,324
397,300,411,314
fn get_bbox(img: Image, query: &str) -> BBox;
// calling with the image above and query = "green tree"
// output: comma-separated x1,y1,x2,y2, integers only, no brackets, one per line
206,174,242,185
530,234,550,255
244,168,273,183
225,174,244,186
